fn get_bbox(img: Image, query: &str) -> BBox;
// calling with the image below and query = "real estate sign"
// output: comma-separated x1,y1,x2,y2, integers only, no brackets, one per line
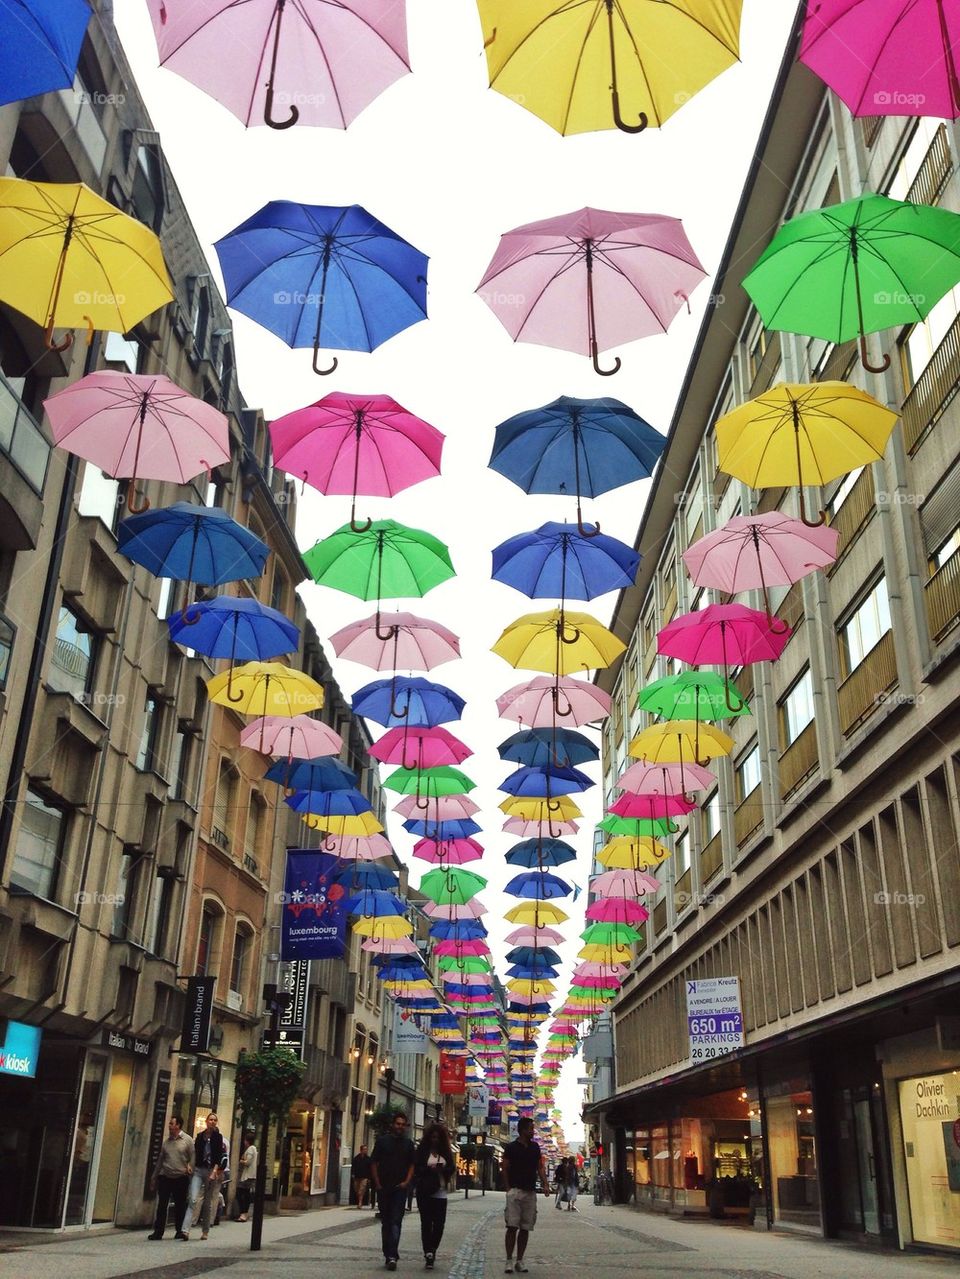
685,976,745,1063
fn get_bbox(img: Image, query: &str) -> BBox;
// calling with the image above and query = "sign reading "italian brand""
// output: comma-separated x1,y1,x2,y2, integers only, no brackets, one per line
180,976,216,1053
685,977,745,1063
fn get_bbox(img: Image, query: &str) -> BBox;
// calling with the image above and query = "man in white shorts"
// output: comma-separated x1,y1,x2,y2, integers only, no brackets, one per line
502,1117,550,1273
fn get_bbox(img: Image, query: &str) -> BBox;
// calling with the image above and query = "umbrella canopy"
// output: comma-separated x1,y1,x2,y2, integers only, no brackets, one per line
329,610,460,670
499,764,594,798
717,382,899,525
395,794,480,820
352,676,465,728
493,608,626,674
269,391,443,529
433,939,490,957
428,920,487,941
658,604,791,693
405,817,482,840
498,727,599,768
44,371,230,514
423,900,487,920
0,0,90,107
370,725,472,768
334,864,398,891
492,522,639,600
742,194,960,373
505,925,565,946
500,795,582,822
598,814,676,838
580,922,642,945
637,671,750,723
419,867,488,904
168,597,298,672
477,0,742,134
362,936,419,954
503,817,580,838
628,720,734,766
0,176,173,351
411,836,485,865
214,201,428,375
285,788,372,817
504,871,572,900
608,792,696,819
241,714,342,759
304,810,384,837
304,520,454,616
504,838,577,869
264,756,356,791
324,834,395,862
591,869,660,897
799,0,960,120
507,946,562,967
386,765,476,798
504,901,569,925
617,760,715,796
146,0,409,130
343,888,406,917
497,675,611,726
352,914,412,939
206,661,325,717
477,208,705,375
118,502,270,585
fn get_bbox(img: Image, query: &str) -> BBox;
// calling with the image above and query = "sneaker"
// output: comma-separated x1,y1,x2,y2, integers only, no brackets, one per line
200,1232,209,1241
425,1255,435,1270
386,1260,397,1272
504,1264,514,1274
177,1232,189,1241
515,1264,529,1274
147,1233,163,1240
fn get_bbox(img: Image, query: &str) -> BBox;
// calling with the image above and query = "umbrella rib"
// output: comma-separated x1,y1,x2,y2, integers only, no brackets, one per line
560,3,605,135
331,236,428,314
486,0,595,84
291,0,347,129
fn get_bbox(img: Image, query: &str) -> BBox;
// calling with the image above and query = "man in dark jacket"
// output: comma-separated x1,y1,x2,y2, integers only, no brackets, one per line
352,1144,373,1208
183,1113,228,1240
371,1112,416,1270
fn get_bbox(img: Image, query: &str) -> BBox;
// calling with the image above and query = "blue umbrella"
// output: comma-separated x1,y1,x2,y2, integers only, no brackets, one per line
264,757,356,791
395,997,442,1009
444,983,493,997
429,919,487,941
506,946,562,966
168,596,299,700
492,522,640,600
498,727,599,769
342,889,406,916
374,954,424,971
504,871,572,899
378,965,429,982
214,201,429,376
489,396,665,536
0,0,91,107
118,502,270,584
508,1000,551,1014
505,839,577,869
402,817,482,841
285,789,372,816
352,676,465,728
506,964,559,980
333,864,398,891
499,764,594,798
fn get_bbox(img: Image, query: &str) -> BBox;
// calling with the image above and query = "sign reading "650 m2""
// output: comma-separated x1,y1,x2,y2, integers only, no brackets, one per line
685,977,745,1063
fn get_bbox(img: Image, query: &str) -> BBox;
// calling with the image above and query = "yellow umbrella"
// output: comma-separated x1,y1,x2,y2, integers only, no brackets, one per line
629,719,733,765
493,608,625,675
578,943,635,965
597,836,672,870
0,176,174,351
351,914,413,939
717,381,899,526
507,979,557,995
504,901,569,925
478,1,742,135
206,661,325,716
304,812,384,837
499,795,583,822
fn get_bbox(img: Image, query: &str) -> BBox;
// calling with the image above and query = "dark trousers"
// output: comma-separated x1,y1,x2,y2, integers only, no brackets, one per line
154,1174,189,1235
416,1192,447,1257
379,1185,408,1260
236,1182,254,1214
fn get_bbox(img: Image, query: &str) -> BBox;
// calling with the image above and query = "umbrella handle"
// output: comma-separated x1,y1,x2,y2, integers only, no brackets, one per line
552,687,574,719
264,85,298,129
559,622,581,645
547,799,562,813
375,616,399,643
226,663,245,704
44,321,73,353
612,91,648,135
415,794,431,810
126,484,150,514
180,600,203,627
324,835,337,852
591,345,621,377
576,511,602,538
859,334,891,375
312,344,338,376
798,490,826,529
484,27,497,47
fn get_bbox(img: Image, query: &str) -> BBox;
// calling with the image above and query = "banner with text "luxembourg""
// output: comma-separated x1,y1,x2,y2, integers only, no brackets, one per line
280,849,348,961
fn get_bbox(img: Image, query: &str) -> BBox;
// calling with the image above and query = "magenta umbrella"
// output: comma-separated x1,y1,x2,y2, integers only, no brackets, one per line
145,0,410,130
586,899,650,925
394,794,480,820
369,725,472,768
434,939,490,957
497,675,611,726
618,760,715,796
657,603,792,704
572,973,624,989
799,0,960,120
608,792,696,819
477,207,706,375
240,714,343,759
270,392,444,531
44,370,230,514
329,610,460,670
411,836,485,865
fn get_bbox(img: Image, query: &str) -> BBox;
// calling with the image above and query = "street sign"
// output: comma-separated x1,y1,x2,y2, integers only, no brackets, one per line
685,977,745,1063
467,1084,489,1118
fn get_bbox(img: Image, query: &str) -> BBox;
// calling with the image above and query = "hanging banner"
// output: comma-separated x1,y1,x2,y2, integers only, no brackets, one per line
275,961,310,1057
468,1084,489,1119
180,976,216,1053
486,1100,502,1126
439,1052,467,1094
280,849,348,960
394,1006,428,1054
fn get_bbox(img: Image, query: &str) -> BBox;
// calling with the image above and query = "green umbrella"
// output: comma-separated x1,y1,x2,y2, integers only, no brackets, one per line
437,956,491,973
599,814,677,837
637,671,751,722
303,519,455,640
383,765,476,796
580,922,642,945
568,985,618,1001
743,193,960,373
419,866,488,904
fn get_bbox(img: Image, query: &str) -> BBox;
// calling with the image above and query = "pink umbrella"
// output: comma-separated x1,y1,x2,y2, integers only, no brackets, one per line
434,939,490,957
323,833,394,862
506,925,566,946
394,794,480,820
799,0,960,120
240,714,343,759
586,899,650,924
477,207,706,375
270,392,444,530
503,817,580,837
657,603,791,705
497,675,611,726
609,792,696,819
618,760,715,795
362,936,419,954
369,725,472,768
44,370,230,514
441,972,491,985
329,610,461,670
422,901,487,919
145,0,410,131
573,974,623,990
411,836,485,865
591,869,660,896
573,963,629,978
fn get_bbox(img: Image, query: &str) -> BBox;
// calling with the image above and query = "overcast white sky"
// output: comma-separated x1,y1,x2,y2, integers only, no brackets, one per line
114,0,797,1142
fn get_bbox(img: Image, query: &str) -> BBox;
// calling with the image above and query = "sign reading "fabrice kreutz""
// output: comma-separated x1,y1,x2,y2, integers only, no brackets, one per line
0,1020,42,1078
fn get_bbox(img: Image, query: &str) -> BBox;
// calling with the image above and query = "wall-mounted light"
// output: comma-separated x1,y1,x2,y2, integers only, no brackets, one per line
367,1053,374,1066
352,1045,361,1059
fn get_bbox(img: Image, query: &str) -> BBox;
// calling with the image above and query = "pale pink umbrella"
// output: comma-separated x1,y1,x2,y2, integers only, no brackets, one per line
145,0,410,131
369,725,472,767
477,207,705,375
422,901,487,919
591,869,660,896
508,992,551,1006
44,370,230,513
329,611,461,670
572,974,623,989
506,925,566,946
240,714,342,759
573,963,629,978
503,817,580,837
618,760,715,795
497,675,611,726
323,834,394,861
394,794,480,820
362,936,419,954
411,836,485,865
440,972,491,985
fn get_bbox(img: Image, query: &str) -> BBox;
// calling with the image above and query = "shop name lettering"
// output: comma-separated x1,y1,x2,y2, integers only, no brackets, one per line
287,924,339,939
915,1078,952,1118
0,1051,32,1073
105,1030,150,1055
190,993,206,1040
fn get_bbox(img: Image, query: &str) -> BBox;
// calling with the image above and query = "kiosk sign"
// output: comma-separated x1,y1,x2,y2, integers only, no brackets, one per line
686,977,745,1062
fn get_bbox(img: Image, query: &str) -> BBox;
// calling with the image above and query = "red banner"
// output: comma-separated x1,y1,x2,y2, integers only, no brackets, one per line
439,1052,466,1094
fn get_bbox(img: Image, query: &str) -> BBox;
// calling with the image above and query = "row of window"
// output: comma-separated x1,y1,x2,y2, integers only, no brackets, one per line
196,901,254,1004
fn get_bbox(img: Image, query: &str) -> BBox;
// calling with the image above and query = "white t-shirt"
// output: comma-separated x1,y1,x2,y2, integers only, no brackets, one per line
427,1152,448,1199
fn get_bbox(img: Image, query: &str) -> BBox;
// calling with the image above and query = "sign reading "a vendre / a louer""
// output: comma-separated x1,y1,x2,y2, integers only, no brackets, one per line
686,977,745,1063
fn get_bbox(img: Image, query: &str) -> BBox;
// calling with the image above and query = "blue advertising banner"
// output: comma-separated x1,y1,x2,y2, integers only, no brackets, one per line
280,849,348,960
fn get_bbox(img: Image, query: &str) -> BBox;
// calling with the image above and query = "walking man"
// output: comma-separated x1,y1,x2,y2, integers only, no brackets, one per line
182,1113,228,1241
371,1111,416,1271
352,1143,372,1208
148,1115,193,1240
503,1117,550,1274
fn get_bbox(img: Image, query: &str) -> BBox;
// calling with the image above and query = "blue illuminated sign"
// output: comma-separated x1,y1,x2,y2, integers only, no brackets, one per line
0,1020,42,1078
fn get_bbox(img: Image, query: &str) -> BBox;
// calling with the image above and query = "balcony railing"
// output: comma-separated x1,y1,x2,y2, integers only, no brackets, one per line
673,867,692,916
906,124,952,208
924,547,960,641
778,721,818,797
901,310,960,454
828,467,876,568
700,832,723,884
734,785,764,846
837,630,898,734
0,371,50,494
860,116,883,148
211,825,230,850
749,331,782,397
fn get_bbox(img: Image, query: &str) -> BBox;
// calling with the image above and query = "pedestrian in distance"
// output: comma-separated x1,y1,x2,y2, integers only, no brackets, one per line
235,1132,258,1222
371,1111,416,1271
352,1143,373,1208
564,1160,579,1212
182,1113,228,1241
148,1115,193,1241
553,1158,567,1209
502,1116,551,1274
413,1123,454,1270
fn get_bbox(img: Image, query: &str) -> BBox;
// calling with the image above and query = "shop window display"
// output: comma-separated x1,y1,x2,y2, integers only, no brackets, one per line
898,1071,960,1250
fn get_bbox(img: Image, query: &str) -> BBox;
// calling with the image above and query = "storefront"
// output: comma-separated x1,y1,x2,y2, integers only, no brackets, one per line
896,1069,960,1250
762,1075,820,1232
278,1100,340,1204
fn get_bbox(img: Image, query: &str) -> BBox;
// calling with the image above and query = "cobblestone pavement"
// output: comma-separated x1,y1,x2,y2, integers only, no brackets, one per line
1,1194,957,1279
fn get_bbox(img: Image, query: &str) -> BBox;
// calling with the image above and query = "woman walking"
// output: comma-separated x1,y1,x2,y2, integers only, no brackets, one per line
235,1132,257,1222
414,1123,454,1270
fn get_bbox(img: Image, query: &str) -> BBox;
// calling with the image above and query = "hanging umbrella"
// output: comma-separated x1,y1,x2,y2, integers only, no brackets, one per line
263,756,355,792
799,1,960,120
742,194,960,373
44,371,230,513
608,792,696,819
429,919,487,941
637,672,750,723
498,675,611,726
492,522,639,598
0,0,91,107
386,765,476,799
269,391,443,530
504,901,569,925
504,871,572,900
507,963,560,981
628,720,733,771
598,814,676,838
362,936,419,954
437,956,491,973
500,796,583,822
419,867,488,904
433,939,491,957
394,794,480,820
285,788,373,817
369,725,472,769
352,914,412,939
499,764,594,798
333,864,398,891
411,836,485,865
354,678,465,730
580,922,642,945
504,838,577,869
506,946,562,967
343,888,406,917
241,714,342,760
169,596,299,702
498,727,599,769
118,502,270,586
214,201,428,375
304,810,384,838
206,661,325,718
145,0,409,130
657,604,791,706
0,176,173,351
478,210,705,376
405,817,482,841
330,610,460,671
422,900,487,920
590,869,660,897
716,381,899,526
477,0,742,135
618,760,715,797
493,608,626,674
323,834,395,862
304,520,454,639
503,817,579,838
505,924,565,946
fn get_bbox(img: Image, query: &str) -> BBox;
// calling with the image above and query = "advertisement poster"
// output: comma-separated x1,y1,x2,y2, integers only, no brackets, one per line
439,1052,466,1094
685,977,745,1063
393,1006,428,1054
280,849,348,960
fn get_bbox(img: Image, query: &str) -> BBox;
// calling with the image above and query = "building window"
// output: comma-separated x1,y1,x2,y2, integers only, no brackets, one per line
780,669,815,748
245,793,265,872
78,463,121,529
931,528,960,572
0,612,14,688
11,788,66,898
827,467,862,516
745,316,767,383
839,578,891,675
168,727,192,800
899,284,960,391
132,141,165,231
230,926,249,997
271,567,288,615
197,905,219,976
112,850,141,938
136,692,162,772
673,829,689,876
702,791,720,843
147,872,174,956
156,577,177,621
49,604,97,701
212,760,236,848
191,281,211,358
736,744,761,801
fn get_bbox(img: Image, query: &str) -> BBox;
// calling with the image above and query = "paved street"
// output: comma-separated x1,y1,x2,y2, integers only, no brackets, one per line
0,1194,954,1279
